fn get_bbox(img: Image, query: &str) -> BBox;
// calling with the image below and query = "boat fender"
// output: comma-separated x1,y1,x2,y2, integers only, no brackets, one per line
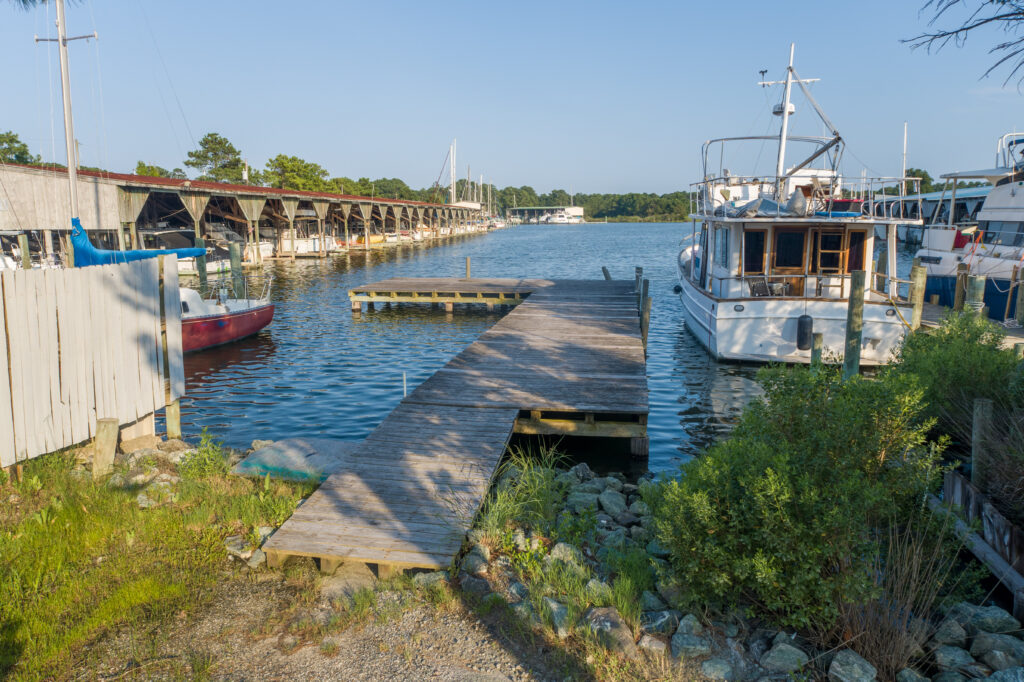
673,284,682,294
796,314,813,351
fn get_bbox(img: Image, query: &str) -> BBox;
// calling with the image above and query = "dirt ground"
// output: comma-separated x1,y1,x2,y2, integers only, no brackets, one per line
79,561,588,682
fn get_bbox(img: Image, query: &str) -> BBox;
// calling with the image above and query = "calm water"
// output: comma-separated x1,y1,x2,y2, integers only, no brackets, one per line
176,223,769,472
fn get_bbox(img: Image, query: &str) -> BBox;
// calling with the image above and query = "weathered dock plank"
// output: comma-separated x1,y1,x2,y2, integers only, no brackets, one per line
263,277,648,574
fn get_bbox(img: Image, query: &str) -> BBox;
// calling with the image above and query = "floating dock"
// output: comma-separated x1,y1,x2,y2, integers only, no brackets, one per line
262,276,648,575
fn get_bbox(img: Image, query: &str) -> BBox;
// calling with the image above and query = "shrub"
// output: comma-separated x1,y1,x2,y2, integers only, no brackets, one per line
891,310,1021,443
648,365,945,631
178,429,230,480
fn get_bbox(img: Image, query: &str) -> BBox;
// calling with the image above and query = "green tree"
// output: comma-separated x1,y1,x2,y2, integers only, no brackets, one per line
134,161,186,179
905,167,936,194
263,154,331,191
184,132,246,184
0,130,40,165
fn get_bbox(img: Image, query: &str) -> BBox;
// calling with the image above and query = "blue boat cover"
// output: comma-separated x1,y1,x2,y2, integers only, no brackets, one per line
71,217,206,267
814,211,862,218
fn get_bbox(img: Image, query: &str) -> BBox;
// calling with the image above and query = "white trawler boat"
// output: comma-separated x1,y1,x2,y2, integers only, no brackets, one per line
914,133,1024,320
677,45,922,365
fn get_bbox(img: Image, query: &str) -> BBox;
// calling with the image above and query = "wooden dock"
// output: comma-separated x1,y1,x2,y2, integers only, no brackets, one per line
262,277,648,575
921,302,1024,349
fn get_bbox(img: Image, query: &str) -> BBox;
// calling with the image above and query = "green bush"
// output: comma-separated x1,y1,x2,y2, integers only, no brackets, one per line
647,365,945,631
891,310,1022,443
178,429,230,480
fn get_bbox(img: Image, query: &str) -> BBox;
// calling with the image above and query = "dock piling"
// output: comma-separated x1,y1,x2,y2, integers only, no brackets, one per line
966,275,986,313
641,295,652,352
954,263,969,312
465,257,471,279
602,266,612,281
195,237,208,293
842,270,866,381
229,243,244,299
909,264,927,331
17,233,30,269
810,332,823,369
165,399,182,440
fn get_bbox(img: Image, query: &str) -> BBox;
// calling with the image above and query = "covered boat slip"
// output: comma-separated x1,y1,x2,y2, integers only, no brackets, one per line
262,277,648,574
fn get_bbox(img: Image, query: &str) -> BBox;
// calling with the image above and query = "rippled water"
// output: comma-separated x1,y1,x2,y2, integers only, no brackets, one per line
176,224,771,472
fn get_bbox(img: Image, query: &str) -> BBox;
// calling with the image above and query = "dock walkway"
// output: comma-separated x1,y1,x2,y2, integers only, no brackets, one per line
263,277,648,575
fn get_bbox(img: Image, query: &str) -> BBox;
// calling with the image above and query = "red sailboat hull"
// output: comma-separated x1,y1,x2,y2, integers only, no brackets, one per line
182,304,275,353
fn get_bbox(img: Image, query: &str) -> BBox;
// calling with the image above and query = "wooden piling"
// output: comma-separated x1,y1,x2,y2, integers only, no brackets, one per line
165,399,182,440
1017,269,1024,325
909,264,927,330
229,243,244,299
195,237,208,293
953,263,969,312
972,398,993,490
966,275,986,313
17,233,30,269
811,332,823,369
602,266,612,281
842,270,866,381
641,296,652,351
929,294,940,305
1007,266,1021,322
93,417,118,479
1014,342,1024,359
465,257,471,279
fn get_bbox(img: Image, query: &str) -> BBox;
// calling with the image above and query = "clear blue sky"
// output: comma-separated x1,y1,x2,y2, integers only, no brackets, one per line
0,0,1019,194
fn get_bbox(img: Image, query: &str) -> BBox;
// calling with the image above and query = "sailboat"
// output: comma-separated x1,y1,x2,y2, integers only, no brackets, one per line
45,0,273,352
676,44,922,365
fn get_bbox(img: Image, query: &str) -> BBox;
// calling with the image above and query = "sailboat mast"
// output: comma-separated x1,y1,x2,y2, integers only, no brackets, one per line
774,42,796,195
55,0,80,219
901,121,908,196
450,140,456,204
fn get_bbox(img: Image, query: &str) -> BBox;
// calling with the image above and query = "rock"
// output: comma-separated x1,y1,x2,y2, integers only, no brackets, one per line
629,499,651,516
106,473,126,489
466,529,486,545
828,649,877,682
460,549,488,577
895,669,929,682
712,620,740,638
640,610,682,635
931,673,967,682
585,606,638,659
246,549,266,569
971,631,1024,661
119,434,161,454
646,539,671,559
511,600,539,625
931,619,968,648
576,481,604,495
615,511,640,527
69,468,91,482
641,590,667,611
947,602,1021,634
543,597,571,639
586,578,612,603
601,477,623,492
459,574,491,596
224,535,253,560
638,634,668,657
656,579,682,608
126,448,162,468
257,526,275,545
568,462,595,482
506,581,529,603
989,668,1024,682
128,468,158,486
599,528,629,550
153,472,180,485
250,439,275,451
595,512,614,527
159,448,195,465
933,645,974,670
511,529,528,552
760,642,810,673
565,491,599,513
597,490,628,516
412,571,448,588
677,613,703,636
702,658,736,681
671,632,712,658
548,542,585,568
136,491,157,509
158,438,191,453
985,650,1023,672
629,525,648,542
622,483,639,495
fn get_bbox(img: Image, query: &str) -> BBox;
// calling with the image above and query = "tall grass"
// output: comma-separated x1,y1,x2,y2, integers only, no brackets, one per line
0,443,314,680
475,442,566,541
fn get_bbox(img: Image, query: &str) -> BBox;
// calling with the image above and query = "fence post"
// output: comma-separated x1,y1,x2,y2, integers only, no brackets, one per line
157,256,182,440
92,418,118,479
843,270,866,381
229,243,244,300
195,237,208,294
602,266,612,281
1016,269,1024,325
909,264,927,330
811,333,823,369
972,398,993,490
953,263,968,312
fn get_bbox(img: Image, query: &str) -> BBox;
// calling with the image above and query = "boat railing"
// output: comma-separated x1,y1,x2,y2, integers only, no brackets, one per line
183,272,273,303
699,271,912,304
691,175,923,222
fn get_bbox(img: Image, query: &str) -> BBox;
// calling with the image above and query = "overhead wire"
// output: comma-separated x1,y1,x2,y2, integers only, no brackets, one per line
136,0,195,151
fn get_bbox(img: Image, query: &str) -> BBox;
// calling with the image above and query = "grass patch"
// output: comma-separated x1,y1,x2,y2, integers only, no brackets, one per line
0,440,315,680
476,443,567,541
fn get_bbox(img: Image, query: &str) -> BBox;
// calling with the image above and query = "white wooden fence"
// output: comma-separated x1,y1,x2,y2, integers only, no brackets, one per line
0,256,183,467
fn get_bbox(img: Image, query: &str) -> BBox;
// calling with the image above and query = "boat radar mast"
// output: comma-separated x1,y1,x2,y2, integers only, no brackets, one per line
757,43,842,198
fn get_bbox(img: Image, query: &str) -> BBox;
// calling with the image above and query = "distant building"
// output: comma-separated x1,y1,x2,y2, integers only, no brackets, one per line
507,206,584,224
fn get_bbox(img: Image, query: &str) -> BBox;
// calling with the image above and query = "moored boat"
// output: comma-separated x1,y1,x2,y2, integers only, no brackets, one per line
180,275,275,353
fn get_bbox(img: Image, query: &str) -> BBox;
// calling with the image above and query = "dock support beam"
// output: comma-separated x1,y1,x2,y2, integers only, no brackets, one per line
842,270,866,381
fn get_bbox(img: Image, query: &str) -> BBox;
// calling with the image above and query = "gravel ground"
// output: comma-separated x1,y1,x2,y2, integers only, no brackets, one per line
81,567,584,681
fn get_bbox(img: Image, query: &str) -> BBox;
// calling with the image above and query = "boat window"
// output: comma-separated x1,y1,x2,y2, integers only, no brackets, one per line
812,231,844,273
981,221,1024,246
714,227,729,269
181,301,190,314
774,231,805,269
847,231,866,272
743,230,766,274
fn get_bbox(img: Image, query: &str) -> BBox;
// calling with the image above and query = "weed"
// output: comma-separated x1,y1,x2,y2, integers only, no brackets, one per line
319,639,339,657
178,429,229,480
476,443,567,540
553,507,597,546
186,649,216,682
348,588,377,622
